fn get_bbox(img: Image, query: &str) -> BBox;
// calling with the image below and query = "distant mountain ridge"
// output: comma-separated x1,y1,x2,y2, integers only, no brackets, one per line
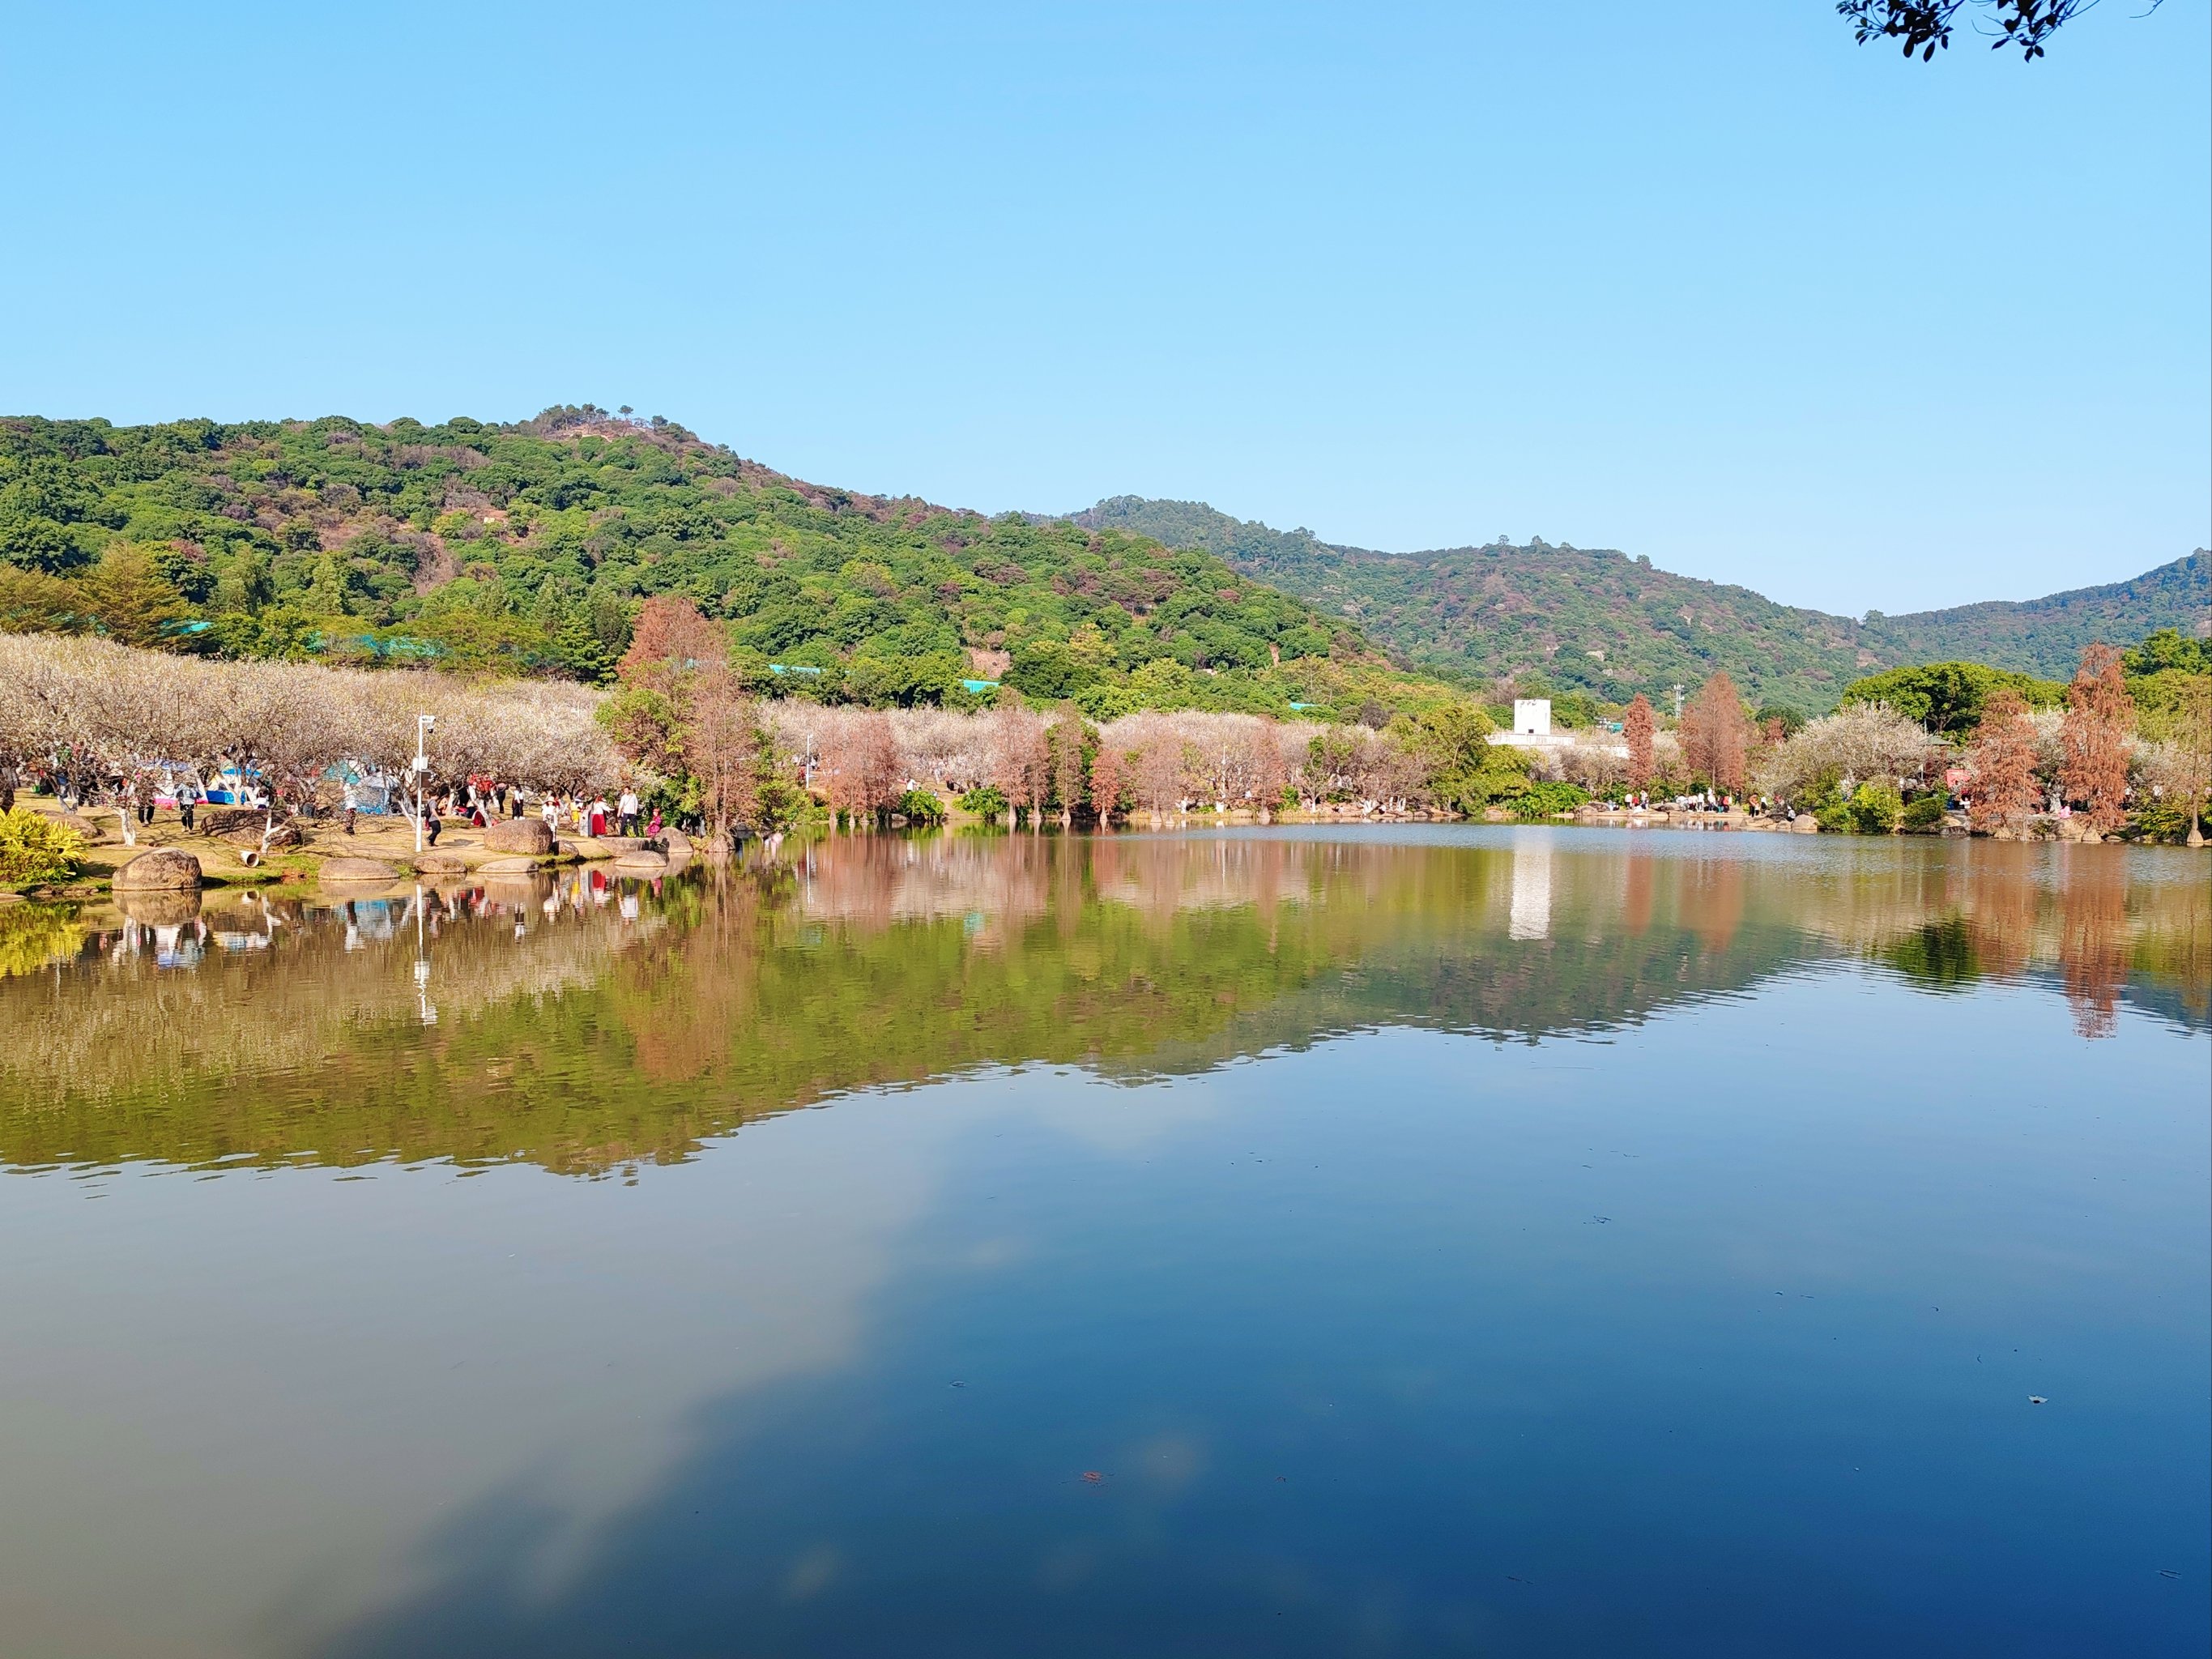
1865,557,2210,676
1068,496,2210,711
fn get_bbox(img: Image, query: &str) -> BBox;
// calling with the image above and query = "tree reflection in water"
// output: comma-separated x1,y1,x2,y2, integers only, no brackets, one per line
0,832,2201,1178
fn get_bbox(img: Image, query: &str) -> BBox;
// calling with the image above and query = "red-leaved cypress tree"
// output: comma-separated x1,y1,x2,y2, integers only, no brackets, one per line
1622,694,1656,790
1967,689,2040,831
2060,643,2134,834
1679,673,1750,792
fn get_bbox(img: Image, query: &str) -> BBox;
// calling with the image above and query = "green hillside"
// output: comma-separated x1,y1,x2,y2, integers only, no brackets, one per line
0,412,1417,719
1073,497,2210,713
1865,554,2212,680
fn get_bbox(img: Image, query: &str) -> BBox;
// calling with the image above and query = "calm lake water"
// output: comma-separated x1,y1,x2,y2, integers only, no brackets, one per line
0,828,2204,1658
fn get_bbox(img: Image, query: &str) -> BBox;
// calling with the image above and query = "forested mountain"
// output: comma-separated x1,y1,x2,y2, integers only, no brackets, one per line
1865,556,2212,680
0,412,1417,719
10,409,2196,723
1072,497,2210,713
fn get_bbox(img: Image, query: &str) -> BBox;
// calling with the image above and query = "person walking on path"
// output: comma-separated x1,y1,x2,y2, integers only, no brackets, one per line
617,786,641,837
589,795,609,838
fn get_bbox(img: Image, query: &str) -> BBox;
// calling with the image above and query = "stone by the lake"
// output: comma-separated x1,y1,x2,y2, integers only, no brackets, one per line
413,852,468,875
614,851,669,873
113,848,202,891
656,828,693,856
1791,816,1819,833
479,855,541,875
484,817,556,855
318,856,400,885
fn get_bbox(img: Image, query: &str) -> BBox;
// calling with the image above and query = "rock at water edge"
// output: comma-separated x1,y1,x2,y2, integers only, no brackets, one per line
319,856,401,885
113,849,202,891
484,817,556,855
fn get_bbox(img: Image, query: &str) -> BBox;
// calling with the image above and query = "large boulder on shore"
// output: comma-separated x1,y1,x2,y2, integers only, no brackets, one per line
223,821,301,850
484,817,556,855
319,856,400,886
59,812,106,842
614,851,669,874
412,851,468,875
655,828,693,857
113,849,202,891
479,855,541,875
1791,815,1819,834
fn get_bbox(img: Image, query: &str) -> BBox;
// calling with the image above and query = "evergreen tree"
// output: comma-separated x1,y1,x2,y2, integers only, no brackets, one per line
555,606,616,684
79,544,188,648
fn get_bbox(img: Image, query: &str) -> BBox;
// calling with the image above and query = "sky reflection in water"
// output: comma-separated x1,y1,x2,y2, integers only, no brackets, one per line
0,829,2203,1658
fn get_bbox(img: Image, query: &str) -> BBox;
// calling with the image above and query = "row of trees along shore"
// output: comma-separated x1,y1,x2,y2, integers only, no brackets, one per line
0,633,623,848
3,603,2207,855
1569,643,2209,843
594,599,1536,838
591,601,2211,843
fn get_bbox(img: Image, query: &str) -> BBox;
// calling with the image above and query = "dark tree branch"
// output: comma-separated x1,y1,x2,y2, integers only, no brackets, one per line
1836,0,2157,62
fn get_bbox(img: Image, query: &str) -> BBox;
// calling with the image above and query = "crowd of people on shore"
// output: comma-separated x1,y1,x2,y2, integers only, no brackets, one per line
377,778,658,847
42,759,671,851
1601,789,1781,817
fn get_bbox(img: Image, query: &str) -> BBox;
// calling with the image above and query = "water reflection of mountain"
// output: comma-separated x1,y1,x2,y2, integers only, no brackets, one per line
0,833,2200,1175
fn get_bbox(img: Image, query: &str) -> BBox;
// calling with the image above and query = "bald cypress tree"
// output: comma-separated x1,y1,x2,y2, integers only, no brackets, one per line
2060,644,2133,834
1623,694,1656,791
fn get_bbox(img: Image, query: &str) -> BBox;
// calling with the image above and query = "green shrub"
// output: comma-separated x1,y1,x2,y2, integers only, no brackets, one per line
1900,791,1947,834
0,807,87,888
2124,796,2194,844
957,783,1009,822
1844,781,1903,836
894,787,947,826
754,778,812,834
1510,781,1591,821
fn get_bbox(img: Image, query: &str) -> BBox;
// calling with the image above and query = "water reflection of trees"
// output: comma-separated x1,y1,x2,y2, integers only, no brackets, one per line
0,835,2199,1176
1802,841,2206,1034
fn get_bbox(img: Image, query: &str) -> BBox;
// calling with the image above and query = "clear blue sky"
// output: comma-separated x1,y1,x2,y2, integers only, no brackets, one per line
2,2,2203,616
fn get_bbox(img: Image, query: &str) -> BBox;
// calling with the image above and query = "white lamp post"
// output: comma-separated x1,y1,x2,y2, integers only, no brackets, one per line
413,714,436,852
